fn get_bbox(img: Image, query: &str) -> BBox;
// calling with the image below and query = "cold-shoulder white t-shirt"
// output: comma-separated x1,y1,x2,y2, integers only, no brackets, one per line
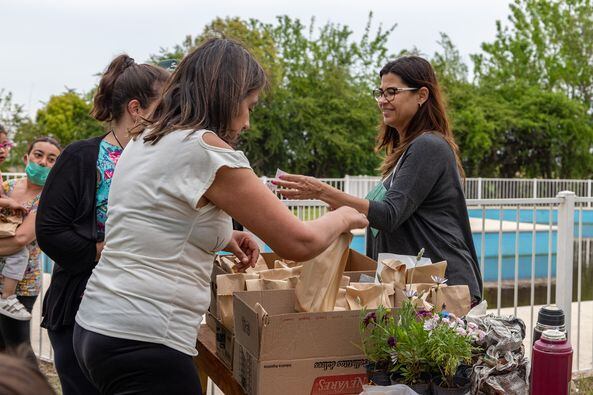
76,129,250,356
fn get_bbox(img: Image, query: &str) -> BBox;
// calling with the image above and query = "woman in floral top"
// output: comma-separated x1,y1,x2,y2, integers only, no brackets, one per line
96,140,122,238
0,136,61,365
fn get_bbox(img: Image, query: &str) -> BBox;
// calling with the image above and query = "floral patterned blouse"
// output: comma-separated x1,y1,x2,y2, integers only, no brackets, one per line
96,140,123,236
0,179,41,296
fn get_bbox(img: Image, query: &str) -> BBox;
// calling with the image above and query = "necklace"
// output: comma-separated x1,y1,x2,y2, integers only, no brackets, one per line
111,130,125,149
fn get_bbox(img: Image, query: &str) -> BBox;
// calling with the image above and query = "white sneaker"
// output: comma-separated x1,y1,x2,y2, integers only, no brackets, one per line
0,295,32,321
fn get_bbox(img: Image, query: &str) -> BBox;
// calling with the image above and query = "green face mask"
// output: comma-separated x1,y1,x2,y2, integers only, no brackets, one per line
25,161,50,186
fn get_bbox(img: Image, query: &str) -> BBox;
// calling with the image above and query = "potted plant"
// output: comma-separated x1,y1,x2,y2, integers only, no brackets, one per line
389,300,432,394
423,310,484,394
358,305,397,385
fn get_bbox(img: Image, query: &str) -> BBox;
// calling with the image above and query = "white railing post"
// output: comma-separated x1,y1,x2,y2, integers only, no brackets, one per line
344,175,351,195
588,180,592,208
533,178,538,198
556,191,575,340
477,178,482,200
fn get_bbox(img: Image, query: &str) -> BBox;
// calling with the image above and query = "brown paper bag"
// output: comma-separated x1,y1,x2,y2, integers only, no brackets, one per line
411,292,434,312
273,259,300,269
219,256,239,273
216,273,259,331
245,276,299,291
246,255,270,273
295,233,352,312
410,283,438,297
339,275,351,287
345,283,394,310
379,259,406,289
258,266,302,280
393,287,408,309
0,211,24,235
406,261,447,284
334,288,350,311
430,285,471,317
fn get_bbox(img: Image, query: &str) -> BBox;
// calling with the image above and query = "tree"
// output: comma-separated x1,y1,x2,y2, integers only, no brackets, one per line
473,0,593,109
151,15,395,177
434,32,593,178
8,90,103,170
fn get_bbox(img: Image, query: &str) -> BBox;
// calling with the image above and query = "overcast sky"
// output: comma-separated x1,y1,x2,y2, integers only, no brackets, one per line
1,0,512,117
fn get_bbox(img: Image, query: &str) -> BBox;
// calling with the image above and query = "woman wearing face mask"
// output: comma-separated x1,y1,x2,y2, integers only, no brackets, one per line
274,56,482,303
0,137,62,366
35,55,169,395
72,38,367,395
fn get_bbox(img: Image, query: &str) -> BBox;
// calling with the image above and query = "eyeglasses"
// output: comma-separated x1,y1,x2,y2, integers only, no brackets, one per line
372,87,419,102
0,141,14,150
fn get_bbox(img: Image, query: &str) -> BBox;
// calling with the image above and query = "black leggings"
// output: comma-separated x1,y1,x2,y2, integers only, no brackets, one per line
0,295,38,366
48,325,100,395
73,323,202,395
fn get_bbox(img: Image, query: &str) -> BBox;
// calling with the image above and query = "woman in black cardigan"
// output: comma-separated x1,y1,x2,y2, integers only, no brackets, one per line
35,55,169,395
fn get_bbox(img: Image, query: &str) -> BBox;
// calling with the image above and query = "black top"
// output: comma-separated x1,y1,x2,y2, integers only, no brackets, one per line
366,133,483,300
37,136,103,330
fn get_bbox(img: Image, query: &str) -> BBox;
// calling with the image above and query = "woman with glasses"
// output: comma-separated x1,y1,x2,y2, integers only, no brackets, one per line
274,56,482,303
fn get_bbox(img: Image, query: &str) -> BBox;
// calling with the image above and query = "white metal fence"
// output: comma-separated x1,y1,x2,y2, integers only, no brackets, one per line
9,171,593,374
278,176,593,200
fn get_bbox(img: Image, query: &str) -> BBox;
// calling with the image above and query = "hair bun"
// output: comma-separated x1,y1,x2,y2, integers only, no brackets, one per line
124,57,135,68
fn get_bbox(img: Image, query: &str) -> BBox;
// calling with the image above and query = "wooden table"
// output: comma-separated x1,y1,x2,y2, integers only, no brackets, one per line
194,324,246,395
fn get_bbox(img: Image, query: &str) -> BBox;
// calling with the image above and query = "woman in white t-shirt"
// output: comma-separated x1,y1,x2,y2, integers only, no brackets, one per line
73,38,368,395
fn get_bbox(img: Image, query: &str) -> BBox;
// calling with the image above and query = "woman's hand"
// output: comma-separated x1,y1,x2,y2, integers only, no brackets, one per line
273,174,328,200
334,206,369,230
223,231,260,272
0,197,28,216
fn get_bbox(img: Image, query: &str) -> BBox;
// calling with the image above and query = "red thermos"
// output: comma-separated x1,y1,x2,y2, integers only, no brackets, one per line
531,329,573,395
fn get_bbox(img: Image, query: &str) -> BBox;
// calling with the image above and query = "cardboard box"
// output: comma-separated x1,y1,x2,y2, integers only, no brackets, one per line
213,269,374,371
234,341,368,395
209,250,376,320
212,313,235,370
232,289,369,395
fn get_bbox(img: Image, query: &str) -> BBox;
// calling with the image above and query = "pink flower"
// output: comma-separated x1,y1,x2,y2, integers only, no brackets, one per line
423,319,437,331
108,151,121,163
456,327,467,336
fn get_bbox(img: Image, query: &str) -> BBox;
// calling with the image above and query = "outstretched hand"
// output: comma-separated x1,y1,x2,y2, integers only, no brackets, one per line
273,174,326,200
223,231,260,272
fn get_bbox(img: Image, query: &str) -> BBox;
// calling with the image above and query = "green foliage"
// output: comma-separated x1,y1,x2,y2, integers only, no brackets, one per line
5,6,593,178
425,319,473,388
8,90,103,170
151,15,392,177
435,24,593,178
358,306,396,365
392,300,430,384
473,0,593,109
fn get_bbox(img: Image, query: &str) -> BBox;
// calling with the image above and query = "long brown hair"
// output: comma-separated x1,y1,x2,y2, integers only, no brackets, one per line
0,346,55,395
133,38,266,145
375,56,464,177
91,54,170,123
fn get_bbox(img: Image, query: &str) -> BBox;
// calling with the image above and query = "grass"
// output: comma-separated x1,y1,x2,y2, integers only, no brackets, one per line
574,376,593,394
39,360,62,395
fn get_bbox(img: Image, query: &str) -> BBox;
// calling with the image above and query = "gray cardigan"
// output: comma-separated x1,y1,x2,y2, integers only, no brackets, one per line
366,133,483,300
